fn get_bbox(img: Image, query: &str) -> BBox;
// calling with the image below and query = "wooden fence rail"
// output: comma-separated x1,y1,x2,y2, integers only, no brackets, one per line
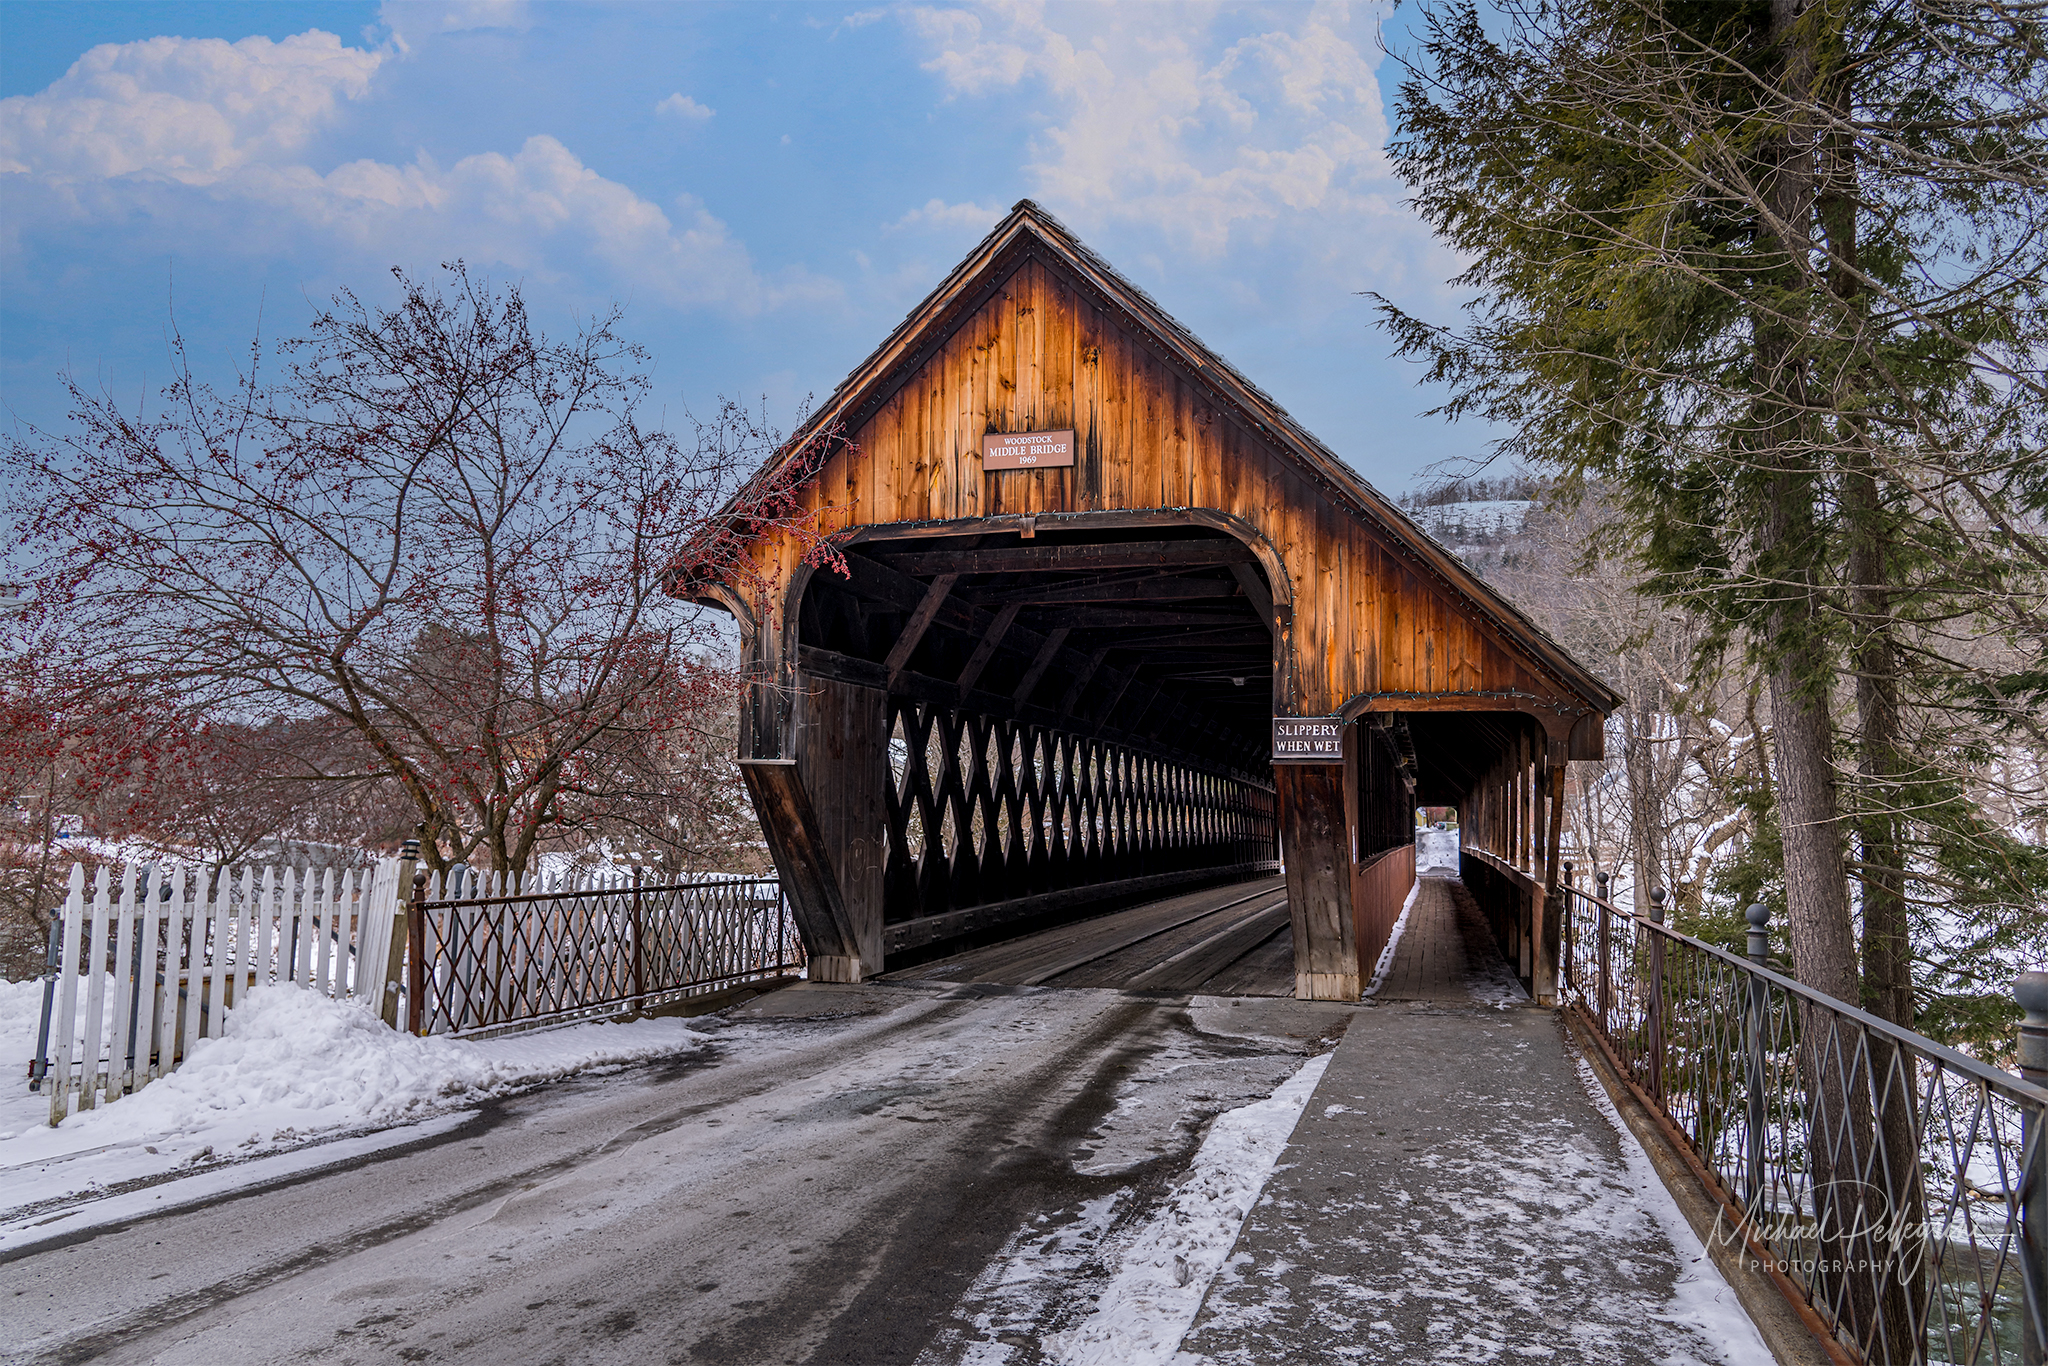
37,859,402,1125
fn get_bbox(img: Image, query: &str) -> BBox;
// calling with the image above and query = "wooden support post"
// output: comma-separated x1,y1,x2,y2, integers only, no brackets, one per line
883,572,959,686
381,839,420,1030
739,758,864,980
1229,562,1275,630
793,674,888,980
1277,764,1359,1001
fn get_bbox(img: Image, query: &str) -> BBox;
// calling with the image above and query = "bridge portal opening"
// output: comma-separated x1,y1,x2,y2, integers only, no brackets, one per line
791,522,1281,970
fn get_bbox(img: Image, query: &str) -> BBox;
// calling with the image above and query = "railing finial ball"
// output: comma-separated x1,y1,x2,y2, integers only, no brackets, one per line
2017,971,2048,1027
1746,902,1770,929
1649,886,1666,923
2019,971,2048,1086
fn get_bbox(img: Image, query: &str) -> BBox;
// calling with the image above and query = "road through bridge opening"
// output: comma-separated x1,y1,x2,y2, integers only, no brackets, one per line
675,201,1620,999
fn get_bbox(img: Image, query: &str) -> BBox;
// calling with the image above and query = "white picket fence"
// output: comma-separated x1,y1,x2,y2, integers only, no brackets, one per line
40,859,404,1124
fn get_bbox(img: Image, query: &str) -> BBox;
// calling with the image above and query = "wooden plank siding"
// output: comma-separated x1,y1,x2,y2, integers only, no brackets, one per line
723,251,1609,739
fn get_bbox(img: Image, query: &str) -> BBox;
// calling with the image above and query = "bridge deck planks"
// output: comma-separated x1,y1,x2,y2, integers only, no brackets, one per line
882,875,1291,994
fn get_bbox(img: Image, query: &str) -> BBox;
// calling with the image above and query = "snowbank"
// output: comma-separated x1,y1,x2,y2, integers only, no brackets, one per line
1362,878,1423,998
1575,1055,1775,1361
0,981,708,1217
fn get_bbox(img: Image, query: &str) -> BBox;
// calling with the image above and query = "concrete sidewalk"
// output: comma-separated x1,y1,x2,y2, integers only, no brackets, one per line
1177,878,1772,1365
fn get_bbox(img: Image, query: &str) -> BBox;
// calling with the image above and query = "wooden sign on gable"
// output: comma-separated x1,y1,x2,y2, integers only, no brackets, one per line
981,429,1075,470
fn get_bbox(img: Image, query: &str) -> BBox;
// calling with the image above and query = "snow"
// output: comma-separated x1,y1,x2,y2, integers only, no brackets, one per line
1362,878,1422,998
1573,1055,1775,1362
1043,1052,1332,1365
0,978,708,1223
1416,828,1460,871
1411,500,1532,544
1465,945,1530,1009
0,1114,472,1255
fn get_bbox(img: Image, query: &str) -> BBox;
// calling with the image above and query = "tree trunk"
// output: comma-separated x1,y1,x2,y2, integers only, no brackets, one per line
1827,57,1926,1357
1757,0,1860,1009
1756,3,1888,1350
1622,698,1668,913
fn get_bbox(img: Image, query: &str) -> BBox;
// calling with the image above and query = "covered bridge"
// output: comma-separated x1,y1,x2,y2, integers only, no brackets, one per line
676,201,1619,1002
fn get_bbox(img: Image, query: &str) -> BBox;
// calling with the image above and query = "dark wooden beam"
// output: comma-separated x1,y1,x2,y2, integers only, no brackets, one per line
829,553,1257,772
1058,624,1270,644
882,571,959,685
737,759,858,961
1012,626,1069,704
1229,562,1275,630
795,644,1265,782
1107,649,1273,665
1023,606,1260,630
981,575,1242,606
865,540,1255,577
956,601,1021,696
1093,667,1140,728
1057,646,1110,715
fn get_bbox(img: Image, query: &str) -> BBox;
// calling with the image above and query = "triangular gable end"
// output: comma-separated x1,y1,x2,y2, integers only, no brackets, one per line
699,200,1619,744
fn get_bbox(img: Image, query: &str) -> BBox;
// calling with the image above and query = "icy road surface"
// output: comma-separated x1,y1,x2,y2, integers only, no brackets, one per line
0,981,1351,1365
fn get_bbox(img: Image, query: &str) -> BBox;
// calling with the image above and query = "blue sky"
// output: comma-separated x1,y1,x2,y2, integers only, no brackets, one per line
1,1,1483,494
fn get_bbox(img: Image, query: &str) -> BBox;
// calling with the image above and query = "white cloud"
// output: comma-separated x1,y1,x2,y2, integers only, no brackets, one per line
900,0,1399,259
0,29,822,314
655,92,714,122
887,197,1003,233
0,31,382,182
378,1,534,52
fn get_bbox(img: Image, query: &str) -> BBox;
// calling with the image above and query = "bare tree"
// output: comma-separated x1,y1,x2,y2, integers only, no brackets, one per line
6,265,833,876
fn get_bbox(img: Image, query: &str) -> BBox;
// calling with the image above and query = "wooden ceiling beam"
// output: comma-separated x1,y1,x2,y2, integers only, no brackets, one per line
1021,606,1258,630
831,552,1265,764
1012,626,1070,705
955,602,1021,697
977,574,1241,606
881,571,960,687
864,540,1255,577
795,643,1267,784
1056,646,1110,715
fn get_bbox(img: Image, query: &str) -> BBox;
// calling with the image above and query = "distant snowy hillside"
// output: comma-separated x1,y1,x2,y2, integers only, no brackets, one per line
1409,499,1534,554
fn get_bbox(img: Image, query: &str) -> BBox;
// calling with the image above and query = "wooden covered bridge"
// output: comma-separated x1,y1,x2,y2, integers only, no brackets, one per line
677,201,1619,1001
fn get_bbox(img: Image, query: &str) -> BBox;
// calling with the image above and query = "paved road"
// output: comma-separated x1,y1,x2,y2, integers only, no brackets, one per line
0,974,1347,1365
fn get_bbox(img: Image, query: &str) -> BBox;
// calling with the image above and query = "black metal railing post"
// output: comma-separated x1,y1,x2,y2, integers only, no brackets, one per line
1744,903,1771,1214
405,839,427,1036
1595,870,1612,1032
30,909,61,1094
1646,887,1667,1103
630,866,645,1010
1561,862,1574,992
2019,970,2047,1366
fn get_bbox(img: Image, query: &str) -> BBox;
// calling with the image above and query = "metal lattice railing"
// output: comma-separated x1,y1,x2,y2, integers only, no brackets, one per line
1559,878,2047,1365
408,872,803,1036
883,698,1278,923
